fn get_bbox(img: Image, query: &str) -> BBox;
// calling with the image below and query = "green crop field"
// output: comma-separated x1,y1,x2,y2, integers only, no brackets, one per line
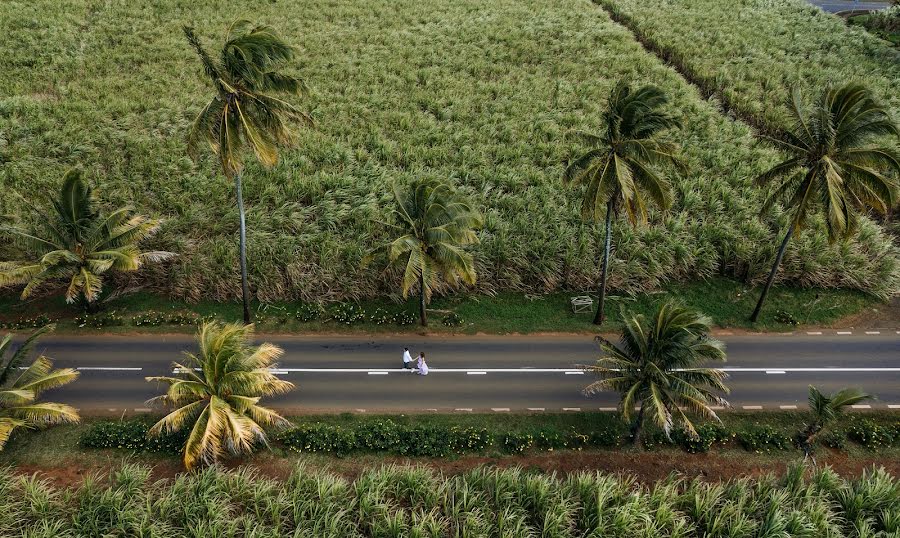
1,0,897,305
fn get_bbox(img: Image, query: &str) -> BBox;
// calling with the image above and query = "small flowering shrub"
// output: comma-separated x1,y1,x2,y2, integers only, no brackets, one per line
773,310,799,326
328,303,366,325
0,315,53,330
676,423,733,453
442,312,463,327
737,425,791,453
367,307,392,326
277,423,357,456
131,311,168,327
821,430,847,450
294,303,324,323
166,310,200,326
80,420,185,453
848,419,896,449
503,432,535,454
74,311,125,328
392,310,417,326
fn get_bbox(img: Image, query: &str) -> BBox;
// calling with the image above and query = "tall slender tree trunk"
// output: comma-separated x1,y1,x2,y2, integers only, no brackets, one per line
750,225,794,322
630,406,645,447
234,173,253,325
593,199,615,325
419,272,427,327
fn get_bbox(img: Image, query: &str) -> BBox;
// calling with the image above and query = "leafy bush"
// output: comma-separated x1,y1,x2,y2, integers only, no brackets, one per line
74,311,125,328
392,310,417,326
328,303,366,325
821,430,847,450
503,432,535,454
737,425,791,453
277,423,357,456
79,421,185,453
0,315,53,330
442,312,463,327
131,311,168,327
848,419,896,449
367,307,392,325
773,310,799,326
293,303,323,323
166,310,199,326
674,423,732,453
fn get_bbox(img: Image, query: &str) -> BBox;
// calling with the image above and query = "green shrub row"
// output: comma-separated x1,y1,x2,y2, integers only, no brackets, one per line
79,420,187,453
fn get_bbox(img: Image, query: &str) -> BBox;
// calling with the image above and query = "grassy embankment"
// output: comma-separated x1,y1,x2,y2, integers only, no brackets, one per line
1,0,897,310
0,277,873,333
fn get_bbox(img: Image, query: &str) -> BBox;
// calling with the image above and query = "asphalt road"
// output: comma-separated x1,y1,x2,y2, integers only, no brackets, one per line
16,332,900,415
807,0,889,13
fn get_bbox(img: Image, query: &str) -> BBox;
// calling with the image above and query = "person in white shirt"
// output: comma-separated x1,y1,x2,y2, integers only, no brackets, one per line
402,347,413,371
417,352,429,376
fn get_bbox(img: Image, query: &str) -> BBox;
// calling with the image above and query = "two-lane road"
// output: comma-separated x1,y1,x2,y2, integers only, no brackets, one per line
17,332,900,414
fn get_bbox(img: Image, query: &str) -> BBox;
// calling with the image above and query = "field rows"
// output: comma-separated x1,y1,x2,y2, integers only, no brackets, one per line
0,0,896,303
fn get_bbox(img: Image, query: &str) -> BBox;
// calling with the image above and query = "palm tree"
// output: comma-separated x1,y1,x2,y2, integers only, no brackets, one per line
583,302,729,446
564,82,682,325
145,321,293,469
0,324,80,450
184,20,312,325
0,169,173,312
371,178,482,327
750,83,899,322
800,385,870,458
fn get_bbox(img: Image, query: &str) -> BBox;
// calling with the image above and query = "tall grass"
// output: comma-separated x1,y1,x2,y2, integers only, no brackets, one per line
0,463,897,536
0,0,896,303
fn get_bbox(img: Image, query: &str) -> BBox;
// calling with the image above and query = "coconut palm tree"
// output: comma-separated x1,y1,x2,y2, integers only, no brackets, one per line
800,385,870,459
184,20,312,325
371,178,482,327
564,82,682,325
750,83,899,322
0,169,173,312
583,302,729,446
145,321,293,469
0,324,80,450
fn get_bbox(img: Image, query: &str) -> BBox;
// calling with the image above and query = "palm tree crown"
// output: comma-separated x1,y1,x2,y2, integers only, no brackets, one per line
374,178,482,326
0,325,80,450
564,82,680,224
185,19,312,178
757,83,899,241
584,302,729,443
563,82,681,325
145,321,293,469
749,83,899,322
0,169,173,307
800,385,870,457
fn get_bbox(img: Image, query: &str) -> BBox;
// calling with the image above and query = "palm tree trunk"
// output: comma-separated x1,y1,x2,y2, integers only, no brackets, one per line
234,173,253,325
749,225,794,322
631,406,645,447
419,272,427,327
593,199,615,325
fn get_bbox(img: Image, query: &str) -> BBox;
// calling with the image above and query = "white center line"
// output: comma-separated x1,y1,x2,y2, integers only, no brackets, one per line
565,371,585,375
766,370,786,375
779,405,798,410
851,404,872,409
367,371,389,375
491,407,510,412
742,405,763,410
467,371,487,375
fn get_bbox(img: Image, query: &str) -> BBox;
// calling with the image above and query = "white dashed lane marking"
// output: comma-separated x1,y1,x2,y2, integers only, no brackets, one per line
851,404,872,409
455,408,472,412
837,331,852,335
527,407,545,411
806,331,822,335
766,370,786,375
563,407,581,411
743,405,763,410
866,331,881,335
779,405,798,410
367,371,389,375
491,408,510,412
467,371,487,375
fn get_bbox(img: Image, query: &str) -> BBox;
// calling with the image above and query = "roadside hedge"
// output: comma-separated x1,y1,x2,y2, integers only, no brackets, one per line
78,414,900,457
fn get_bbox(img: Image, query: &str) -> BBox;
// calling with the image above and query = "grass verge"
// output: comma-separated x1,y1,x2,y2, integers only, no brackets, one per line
0,277,875,334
